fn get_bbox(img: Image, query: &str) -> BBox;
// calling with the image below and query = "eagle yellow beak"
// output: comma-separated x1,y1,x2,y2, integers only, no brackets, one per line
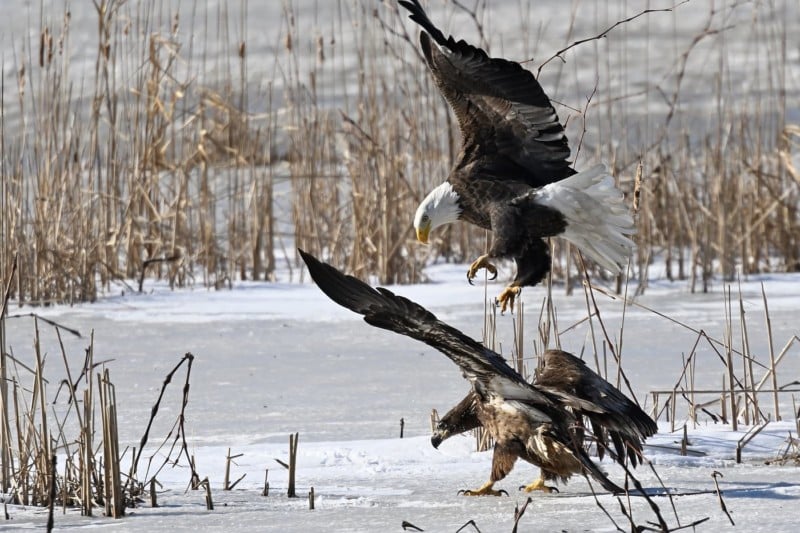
416,223,431,244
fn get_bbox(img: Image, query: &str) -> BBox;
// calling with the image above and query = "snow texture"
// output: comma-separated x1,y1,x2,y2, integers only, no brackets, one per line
2,0,800,531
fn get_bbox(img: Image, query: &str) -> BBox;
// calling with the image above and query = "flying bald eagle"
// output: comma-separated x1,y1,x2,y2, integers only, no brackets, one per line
299,249,654,496
400,0,635,312
432,349,657,494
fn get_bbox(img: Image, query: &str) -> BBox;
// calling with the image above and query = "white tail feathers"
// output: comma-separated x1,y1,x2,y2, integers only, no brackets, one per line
538,164,635,273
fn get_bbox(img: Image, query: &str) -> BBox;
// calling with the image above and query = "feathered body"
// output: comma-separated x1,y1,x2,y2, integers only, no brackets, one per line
433,350,657,490
299,250,644,495
401,0,635,310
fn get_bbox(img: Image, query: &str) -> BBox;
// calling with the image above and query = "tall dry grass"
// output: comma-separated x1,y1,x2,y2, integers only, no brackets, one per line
0,314,202,515
0,0,797,306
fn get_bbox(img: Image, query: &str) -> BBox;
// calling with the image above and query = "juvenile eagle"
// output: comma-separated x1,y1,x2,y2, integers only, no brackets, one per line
300,249,651,496
432,349,657,494
400,0,635,312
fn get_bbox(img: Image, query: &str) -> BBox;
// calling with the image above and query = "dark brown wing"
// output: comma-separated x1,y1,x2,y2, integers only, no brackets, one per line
536,350,658,466
399,0,574,186
301,249,623,493
299,249,553,408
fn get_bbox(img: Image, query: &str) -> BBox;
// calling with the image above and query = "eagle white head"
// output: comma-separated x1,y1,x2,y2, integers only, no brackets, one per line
413,181,462,243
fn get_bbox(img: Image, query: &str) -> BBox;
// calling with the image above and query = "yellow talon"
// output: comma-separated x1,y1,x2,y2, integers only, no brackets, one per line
496,286,521,314
467,254,498,284
458,481,508,497
521,477,558,494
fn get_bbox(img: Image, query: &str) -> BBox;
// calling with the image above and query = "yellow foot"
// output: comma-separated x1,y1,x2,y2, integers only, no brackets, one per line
467,254,497,285
520,478,558,494
457,481,508,497
496,285,521,314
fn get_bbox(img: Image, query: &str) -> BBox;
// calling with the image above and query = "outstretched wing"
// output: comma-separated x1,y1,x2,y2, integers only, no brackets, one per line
299,249,553,407
399,0,574,186
537,350,658,466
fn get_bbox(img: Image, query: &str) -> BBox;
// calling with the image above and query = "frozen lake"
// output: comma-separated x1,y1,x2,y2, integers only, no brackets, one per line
2,0,800,530
4,262,800,531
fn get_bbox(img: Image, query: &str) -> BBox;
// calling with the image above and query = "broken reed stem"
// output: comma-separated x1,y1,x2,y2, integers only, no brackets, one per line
99,369,124,518
761,283,780,421
737,280,755,425
81,332,96,517
287,432,299,498
513,300,525,378
46,455,56,533
33,318,53,506
594,435,671,531
0,318,163,518
795,397,800,437
0,258,16,493
224,448,232,490
680,425,688,456
511,497,533,533
150,478,159,507
711,471,735,526
736,421,769,464
223,449,246,491
578,264,639,403
724,287,738,431
131,352,198,488
201,478,214,510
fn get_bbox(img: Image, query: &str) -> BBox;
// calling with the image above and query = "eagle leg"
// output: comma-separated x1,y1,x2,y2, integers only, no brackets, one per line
467,254,498,285
458,481,508,497
496,285,521,314
520,476,559,494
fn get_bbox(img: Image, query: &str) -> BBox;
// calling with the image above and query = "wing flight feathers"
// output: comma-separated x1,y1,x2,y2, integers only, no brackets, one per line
299,249,548,403
399,0,573,183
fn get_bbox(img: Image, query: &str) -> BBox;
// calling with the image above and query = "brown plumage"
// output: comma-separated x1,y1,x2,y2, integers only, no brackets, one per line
537,349,657,467
299,249,635,496
433,350,657,493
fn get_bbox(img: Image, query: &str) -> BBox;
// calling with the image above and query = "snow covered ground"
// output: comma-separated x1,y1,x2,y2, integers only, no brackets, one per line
4,261,800,531
2,0,799,530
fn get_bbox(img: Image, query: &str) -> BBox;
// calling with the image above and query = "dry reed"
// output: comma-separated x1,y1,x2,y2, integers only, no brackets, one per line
0,317,204,519
0,1,795,306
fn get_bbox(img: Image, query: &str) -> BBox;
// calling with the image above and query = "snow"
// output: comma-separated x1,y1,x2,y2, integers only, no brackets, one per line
2,0,800,530
4,261,800,531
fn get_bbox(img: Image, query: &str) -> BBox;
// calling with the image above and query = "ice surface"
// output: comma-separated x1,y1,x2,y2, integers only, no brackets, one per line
4,260,800,531
2,0,800,530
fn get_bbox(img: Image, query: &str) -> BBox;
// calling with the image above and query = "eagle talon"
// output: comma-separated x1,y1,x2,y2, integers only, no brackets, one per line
459,488,508,497
458,482,507,497
521,478,559,493
496,286,521,314
466,254,498,284
518,484,559,494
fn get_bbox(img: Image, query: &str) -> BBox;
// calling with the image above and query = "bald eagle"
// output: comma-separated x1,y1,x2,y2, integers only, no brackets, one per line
400,0,635,312
299,249,653,496
432,349,657,494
